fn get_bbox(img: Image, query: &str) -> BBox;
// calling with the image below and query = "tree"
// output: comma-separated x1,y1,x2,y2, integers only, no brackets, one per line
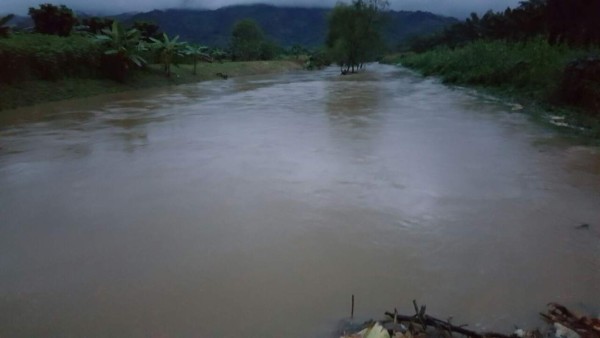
210,48,228,63
185,45,211,75
149,33,188,77
95,21,147,81
0,14,14,38
326,0,389,73
28,4,78,36
230,19,266,61
80,17,114,34
132,21,161,41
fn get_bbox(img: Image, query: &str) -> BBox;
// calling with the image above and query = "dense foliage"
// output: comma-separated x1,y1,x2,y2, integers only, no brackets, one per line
408,0,600,51
149,33,188,76
133,21,162,41
230,19,278,61
326,0,388,73
80,17,114,34
94,21,147,81
0,33,102,83
28,3,77,37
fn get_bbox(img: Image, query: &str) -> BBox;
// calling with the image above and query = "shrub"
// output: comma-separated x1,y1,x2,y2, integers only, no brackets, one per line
401,38,594,101
0,33,102,83
558,56,600,115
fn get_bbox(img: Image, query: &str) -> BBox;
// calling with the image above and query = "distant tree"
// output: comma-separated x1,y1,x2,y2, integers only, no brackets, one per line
326,0,389,73
210,48,228,63
28,4,78,36
132,21,161,41
290,44,307,59
230,19,267,61
80,17,114,34
0,14,14,38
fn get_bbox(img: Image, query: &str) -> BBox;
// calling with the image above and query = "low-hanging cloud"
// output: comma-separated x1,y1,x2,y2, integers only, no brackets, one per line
2,0,521,18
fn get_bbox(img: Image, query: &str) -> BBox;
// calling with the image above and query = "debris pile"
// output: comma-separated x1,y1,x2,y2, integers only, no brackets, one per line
340,300,600,338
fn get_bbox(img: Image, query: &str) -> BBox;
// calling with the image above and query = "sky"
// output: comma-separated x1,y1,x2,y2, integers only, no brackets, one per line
2,0,522,18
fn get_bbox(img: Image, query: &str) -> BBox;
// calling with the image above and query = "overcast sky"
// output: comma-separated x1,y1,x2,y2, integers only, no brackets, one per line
2,0,522,18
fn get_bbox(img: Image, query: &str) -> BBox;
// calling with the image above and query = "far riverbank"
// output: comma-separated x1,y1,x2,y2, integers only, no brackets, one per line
0,61,303,112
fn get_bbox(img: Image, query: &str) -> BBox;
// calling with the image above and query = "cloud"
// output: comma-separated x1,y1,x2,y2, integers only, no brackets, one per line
2,0,521,18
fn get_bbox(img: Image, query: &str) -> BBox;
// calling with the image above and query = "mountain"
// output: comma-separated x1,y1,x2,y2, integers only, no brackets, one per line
121,4,458,48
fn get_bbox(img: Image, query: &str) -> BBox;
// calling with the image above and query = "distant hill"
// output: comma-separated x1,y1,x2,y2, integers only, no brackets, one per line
122,4,458,48
4,4,457,49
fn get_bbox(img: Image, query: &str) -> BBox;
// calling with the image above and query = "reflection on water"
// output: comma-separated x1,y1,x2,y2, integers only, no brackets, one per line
0,65,599,338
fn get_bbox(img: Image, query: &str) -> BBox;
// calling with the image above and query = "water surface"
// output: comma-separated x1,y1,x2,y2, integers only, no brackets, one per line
1,65,599,337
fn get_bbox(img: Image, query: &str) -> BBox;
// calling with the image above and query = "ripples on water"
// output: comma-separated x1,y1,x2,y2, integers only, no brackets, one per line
0,64,599,337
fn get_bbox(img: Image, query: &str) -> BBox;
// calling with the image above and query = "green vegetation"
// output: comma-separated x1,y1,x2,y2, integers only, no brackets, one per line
400,39,579,94
149,33,187,76
185,44,211,75
0,33,102,83
230,19,278,61
28,3,78,37
94,21,148,81
326,0,388,73
0,2,309,111
80,17,114,34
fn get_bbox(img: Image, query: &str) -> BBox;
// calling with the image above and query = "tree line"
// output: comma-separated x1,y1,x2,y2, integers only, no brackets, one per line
408,0,600,52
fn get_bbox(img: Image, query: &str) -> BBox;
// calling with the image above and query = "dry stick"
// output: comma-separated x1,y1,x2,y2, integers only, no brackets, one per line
413,300,427,330
351,294,355,320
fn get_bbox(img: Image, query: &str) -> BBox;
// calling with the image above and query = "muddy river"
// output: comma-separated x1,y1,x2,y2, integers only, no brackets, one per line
1,64,599,337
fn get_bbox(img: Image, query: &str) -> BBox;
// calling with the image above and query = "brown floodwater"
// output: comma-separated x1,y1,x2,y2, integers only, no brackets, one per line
0,64,599,337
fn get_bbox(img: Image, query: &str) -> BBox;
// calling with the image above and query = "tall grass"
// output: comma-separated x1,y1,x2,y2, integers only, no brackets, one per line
399,38,595,101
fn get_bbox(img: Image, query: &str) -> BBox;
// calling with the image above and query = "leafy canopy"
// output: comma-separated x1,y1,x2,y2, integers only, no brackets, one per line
326,0,389,72
230,19,277,61
28,3,78,37
149,33,188,76
95,21,147,68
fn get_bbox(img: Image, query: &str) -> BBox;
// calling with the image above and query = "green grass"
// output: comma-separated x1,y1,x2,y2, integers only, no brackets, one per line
0,60,303,111
386,38,600,143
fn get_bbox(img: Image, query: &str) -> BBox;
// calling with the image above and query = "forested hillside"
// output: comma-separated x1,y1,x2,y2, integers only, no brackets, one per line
125,5,457,47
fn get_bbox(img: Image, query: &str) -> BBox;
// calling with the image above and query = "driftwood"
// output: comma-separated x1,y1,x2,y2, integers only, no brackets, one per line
384,300,512,338
540,303,600,338
341,298,599,338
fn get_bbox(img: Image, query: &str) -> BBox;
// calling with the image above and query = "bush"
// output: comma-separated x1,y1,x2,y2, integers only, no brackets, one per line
558,56,600,115
401,38,596,101
0,33,102,83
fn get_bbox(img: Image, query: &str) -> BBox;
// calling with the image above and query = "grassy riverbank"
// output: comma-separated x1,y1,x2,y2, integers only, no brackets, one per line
0,61,303,111
383,39,600,143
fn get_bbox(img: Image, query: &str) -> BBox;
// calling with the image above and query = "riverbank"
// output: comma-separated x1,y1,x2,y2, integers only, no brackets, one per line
382,39,600,144
0,61,303,111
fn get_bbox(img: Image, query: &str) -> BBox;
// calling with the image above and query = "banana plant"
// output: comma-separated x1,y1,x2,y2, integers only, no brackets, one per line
95,21,147,68
149,33,188,77
0,14,15,38
185,44,211,75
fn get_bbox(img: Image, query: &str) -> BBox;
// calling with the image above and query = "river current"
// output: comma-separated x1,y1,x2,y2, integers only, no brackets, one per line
1,64,599,337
